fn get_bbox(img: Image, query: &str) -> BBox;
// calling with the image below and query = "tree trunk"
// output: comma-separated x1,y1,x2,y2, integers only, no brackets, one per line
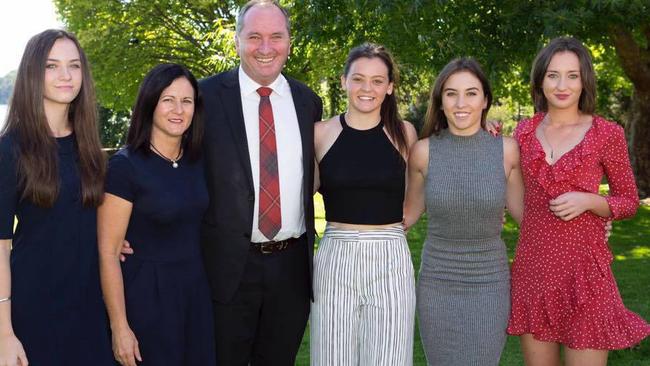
628,89,650,198
609,26,650,198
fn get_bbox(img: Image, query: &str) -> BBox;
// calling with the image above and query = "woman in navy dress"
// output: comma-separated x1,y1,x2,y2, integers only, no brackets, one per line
98,64,215,366
0,29,113,366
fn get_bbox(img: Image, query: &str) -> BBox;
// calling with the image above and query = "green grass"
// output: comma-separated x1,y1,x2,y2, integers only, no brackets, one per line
297,194,650,365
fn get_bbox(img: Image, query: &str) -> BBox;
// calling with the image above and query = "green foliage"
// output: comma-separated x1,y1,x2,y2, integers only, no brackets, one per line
0,70,16,104
54,0,240,112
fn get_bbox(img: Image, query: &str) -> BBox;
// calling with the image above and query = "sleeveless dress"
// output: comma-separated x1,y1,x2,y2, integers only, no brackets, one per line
507,113,650,349
417,128,509,366
0,134,114,366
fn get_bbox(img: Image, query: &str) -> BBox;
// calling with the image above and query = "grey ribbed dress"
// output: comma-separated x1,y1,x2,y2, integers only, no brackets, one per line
417,129,510,366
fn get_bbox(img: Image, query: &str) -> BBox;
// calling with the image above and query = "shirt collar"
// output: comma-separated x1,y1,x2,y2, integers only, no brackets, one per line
238,66,289,97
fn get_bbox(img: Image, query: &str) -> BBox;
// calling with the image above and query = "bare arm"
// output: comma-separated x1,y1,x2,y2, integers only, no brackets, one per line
503,137,524,225
97,194,141,366
0,240,28,366
403,139,429,229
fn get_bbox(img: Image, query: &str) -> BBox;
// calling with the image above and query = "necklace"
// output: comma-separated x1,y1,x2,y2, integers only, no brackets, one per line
539,115,580,162
149,143,182,168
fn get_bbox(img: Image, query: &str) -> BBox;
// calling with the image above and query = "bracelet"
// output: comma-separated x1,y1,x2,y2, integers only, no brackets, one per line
0,296,10,303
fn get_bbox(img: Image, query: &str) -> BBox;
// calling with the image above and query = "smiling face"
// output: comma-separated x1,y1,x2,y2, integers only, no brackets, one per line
152,77,195,140
235,4,290,86
341,57,393,115
542,51,583,112
43,38,82,108
441,71,487,136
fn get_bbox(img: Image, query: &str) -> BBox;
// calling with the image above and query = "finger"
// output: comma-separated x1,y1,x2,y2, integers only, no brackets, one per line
120,254,126,262
134,343,143,362
18,352,28,366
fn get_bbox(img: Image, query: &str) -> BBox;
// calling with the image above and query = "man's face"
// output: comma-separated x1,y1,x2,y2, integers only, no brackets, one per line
235,5,290,86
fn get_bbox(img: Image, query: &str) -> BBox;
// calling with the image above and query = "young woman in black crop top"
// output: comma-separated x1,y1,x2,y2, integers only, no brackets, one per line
310,43,419,366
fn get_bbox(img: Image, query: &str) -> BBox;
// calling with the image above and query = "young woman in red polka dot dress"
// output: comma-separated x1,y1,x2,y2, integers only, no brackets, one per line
507,37,650,365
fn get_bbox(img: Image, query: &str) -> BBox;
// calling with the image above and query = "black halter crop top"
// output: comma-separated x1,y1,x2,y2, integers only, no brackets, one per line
318,114,406,225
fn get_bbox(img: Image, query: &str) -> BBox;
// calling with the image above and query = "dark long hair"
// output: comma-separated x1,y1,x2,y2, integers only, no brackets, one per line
421,57,493,138
530,37,596,114
1,29,105,207
126,64,203,161
343,43,408,156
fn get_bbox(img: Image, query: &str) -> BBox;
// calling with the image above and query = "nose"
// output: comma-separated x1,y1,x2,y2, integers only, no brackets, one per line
556,76,568,90
172,101,183,114
259,38,270,53
361,80,371,91
455,94,466,108
59,66,72,81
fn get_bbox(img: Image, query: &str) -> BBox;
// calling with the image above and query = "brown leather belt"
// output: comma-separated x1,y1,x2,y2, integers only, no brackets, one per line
250,237,299,254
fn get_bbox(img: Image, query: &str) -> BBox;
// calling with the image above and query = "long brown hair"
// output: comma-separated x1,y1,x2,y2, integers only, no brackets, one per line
530,37,596,114
421,58,493,138
1,29,105,207
343,43,408,156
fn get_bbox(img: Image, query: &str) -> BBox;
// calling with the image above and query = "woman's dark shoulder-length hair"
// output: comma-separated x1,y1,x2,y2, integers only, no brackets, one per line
126,63,203,161
421,57,493,138
1,28,105,208
530,36,596,114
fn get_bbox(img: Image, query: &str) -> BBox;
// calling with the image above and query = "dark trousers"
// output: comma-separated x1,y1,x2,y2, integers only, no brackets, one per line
212,235,311,365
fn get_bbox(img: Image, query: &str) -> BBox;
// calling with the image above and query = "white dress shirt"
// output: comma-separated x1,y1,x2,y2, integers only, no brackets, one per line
238,67,305,242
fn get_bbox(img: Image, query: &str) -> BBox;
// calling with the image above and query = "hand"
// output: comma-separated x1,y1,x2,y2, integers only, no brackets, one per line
0,332,28,366
112,326,142,366
604,220,613,239
549,192,591,221
119,240,134,262
485,119,502,136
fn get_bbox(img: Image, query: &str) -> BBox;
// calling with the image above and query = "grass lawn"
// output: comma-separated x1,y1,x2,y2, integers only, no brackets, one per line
296,194,650,365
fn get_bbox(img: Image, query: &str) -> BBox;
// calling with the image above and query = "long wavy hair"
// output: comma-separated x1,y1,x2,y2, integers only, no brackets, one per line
1,29,105,207
343,43,408,156
421,57,493,138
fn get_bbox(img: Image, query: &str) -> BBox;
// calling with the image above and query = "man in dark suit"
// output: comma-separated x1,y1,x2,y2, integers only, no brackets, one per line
199,1,322,364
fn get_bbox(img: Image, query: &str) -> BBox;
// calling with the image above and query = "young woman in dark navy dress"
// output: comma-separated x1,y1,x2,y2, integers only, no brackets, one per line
0,29,113,366
98,64,215,366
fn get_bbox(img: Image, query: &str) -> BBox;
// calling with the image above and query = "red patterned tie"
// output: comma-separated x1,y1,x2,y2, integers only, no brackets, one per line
257,87,281,240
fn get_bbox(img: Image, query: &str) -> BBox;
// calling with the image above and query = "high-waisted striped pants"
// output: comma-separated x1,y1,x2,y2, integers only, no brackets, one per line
310,225,416,366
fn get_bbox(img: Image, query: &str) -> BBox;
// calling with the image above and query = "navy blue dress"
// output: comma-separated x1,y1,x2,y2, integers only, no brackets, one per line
0,134,113,366
105,148,215,365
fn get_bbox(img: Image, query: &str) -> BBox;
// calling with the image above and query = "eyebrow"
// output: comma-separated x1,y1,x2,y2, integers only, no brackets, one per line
350,73,386,78
444,87,479,92
546,69,580,73
47,58,81,63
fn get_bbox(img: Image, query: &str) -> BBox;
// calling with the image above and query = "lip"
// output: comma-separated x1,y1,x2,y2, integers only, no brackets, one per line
255,56,275,64
453,112,470,118
554,93,570,100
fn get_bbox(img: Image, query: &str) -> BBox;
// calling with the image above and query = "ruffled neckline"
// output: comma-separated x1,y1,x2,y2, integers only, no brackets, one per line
518,112,602,197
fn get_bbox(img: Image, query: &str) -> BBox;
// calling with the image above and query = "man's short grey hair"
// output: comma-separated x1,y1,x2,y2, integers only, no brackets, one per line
235,0,291,36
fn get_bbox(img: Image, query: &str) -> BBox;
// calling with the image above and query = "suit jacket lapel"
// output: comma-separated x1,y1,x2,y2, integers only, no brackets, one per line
288,78,313,198
221,68,254,192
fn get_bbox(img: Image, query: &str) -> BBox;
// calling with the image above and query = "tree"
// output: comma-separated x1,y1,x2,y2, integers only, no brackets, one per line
0,71,16,104
55,0,650,196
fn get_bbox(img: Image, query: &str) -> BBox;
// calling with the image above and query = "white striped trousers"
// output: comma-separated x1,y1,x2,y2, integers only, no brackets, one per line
310,225,416,366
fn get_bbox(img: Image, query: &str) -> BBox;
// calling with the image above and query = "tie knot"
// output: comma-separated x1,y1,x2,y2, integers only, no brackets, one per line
257,87,273,97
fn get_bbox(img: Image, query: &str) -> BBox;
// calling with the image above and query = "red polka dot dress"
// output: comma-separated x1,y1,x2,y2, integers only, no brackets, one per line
507,112,650,349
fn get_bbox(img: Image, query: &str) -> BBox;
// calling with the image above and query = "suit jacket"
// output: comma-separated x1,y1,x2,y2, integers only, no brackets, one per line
199,68,323,303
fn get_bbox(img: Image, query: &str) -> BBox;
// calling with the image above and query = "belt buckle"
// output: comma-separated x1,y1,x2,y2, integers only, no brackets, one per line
260,242,274,254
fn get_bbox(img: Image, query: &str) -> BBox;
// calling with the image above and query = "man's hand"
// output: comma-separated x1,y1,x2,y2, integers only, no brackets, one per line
119,240,134,262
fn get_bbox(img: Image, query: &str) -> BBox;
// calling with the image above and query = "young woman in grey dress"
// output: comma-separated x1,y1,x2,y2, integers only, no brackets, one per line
403,58,524,366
